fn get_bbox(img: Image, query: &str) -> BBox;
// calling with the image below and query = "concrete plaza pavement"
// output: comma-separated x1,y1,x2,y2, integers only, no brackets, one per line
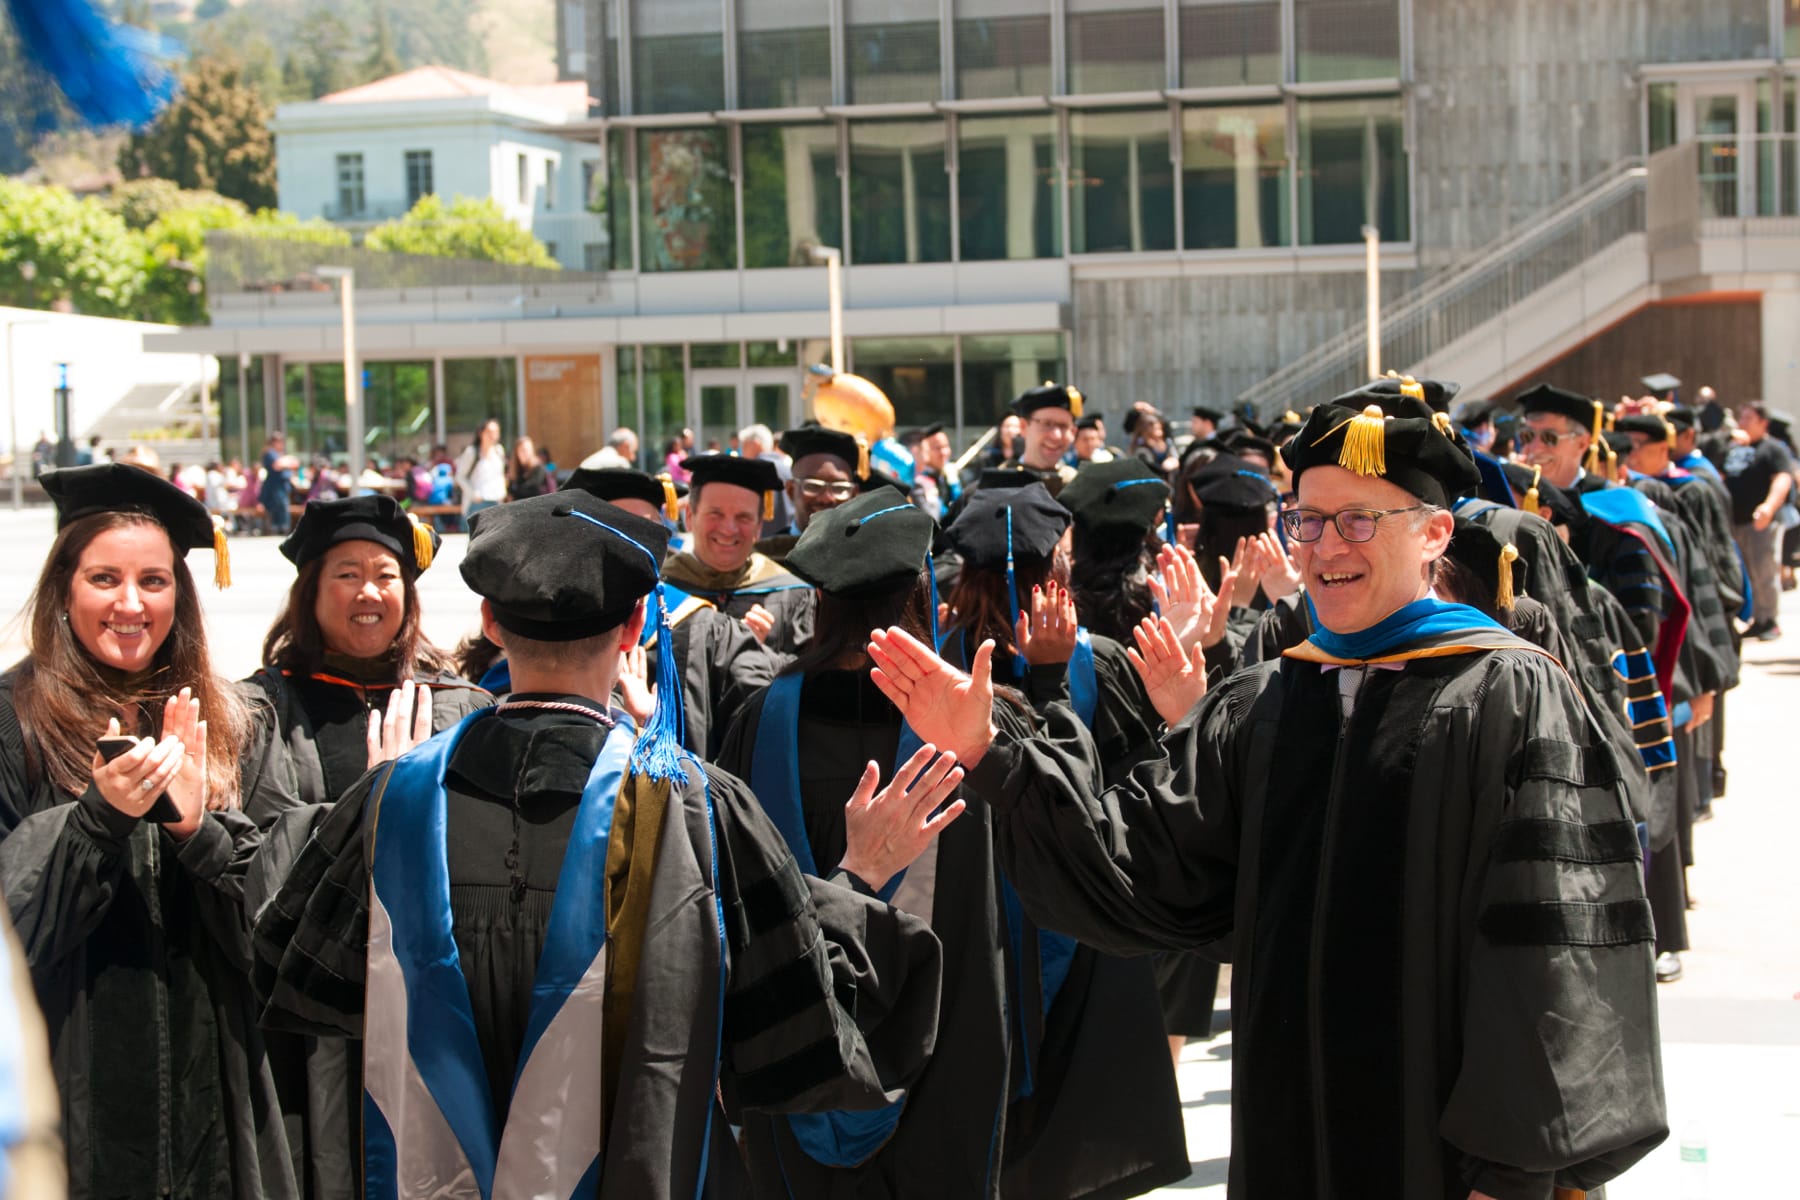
0,506,1794,1196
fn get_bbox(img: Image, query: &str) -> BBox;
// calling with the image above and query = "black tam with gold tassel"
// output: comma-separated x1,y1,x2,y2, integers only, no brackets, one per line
1281,388,1483,509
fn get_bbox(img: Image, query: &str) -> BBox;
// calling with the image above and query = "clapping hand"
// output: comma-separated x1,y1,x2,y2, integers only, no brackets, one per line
617,643,656,726
160,688,211,836
837,744,967,893
1149,543,1237,653
1126,615,1209,726
91,716,185,825
743,603,776,643
1016,582,1078,666
1252,531,1303,600
367,680,433,768
868,628,998,767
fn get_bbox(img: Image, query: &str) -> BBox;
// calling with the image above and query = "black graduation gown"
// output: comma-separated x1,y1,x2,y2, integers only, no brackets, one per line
654,605,783,761
938,637,1190,1200
0,673,298,1200
238,660,492,1199
967,632,1668,1199
249,698,942,1200
662,551,819,655
717,672,1014,1198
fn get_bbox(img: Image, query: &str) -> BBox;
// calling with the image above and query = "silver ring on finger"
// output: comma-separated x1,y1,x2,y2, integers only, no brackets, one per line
140,779,155,793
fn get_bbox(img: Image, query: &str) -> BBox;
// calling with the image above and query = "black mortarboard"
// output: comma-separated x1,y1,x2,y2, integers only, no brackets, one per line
1187,453,1280,514
1075,413,1103,432
1454,403,1493,428
975,467,1039,491
1515,382,1604,431
1122,408,1160,436
778,424,868,479
462,491,667,642
787,490,936,597
1357,374,1462,415
562,467,685,522
1613,412,1674,446
1191,405,1225,423
1500,462,1582,529
1013,382,1084,419
1058,458,1170,536
1601,430,1635,460
43,463,229,587
1223,429,1278,465
945,481,1070,569
280,494,439,573
1446,517,1528,612
1269,409,1306,442
683,453,783,521
1281,400,1483,509
1665,407,1697,433
916,422,945,439
1641,372,1682,396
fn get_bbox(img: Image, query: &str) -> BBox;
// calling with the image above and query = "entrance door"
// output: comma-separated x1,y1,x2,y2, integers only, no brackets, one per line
1678,82,1756,217
688,368,801,451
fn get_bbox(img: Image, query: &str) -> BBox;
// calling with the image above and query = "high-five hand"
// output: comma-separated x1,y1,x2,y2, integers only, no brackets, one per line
837,744,967,893
616,643,656,726
366,680,434,768
1126,615,1209,726
1017,582,1078,666
867,627,998,766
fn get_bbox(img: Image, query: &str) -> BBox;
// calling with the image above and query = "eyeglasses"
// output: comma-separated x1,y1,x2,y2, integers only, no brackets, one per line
1279,505,1426,543
1514,428,1570,448
1028,417,1075,435
798,478,858,501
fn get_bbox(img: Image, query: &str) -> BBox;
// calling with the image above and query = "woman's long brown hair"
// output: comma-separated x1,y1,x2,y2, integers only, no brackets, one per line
13,512,251,804
942,555,1068,659
262,554,454,679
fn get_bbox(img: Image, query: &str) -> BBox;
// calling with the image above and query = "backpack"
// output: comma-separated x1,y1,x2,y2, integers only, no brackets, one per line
408,465,433,503
428,463,456,505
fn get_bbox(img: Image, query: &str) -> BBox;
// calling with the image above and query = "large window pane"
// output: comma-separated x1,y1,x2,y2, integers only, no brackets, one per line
1182,103,1289,249
849,119,952,264
443,359,516,454
1179,0,1280,88
1294,0,1400,83
216,355,267,469
1070,109,1175,253
638,128,736,271
851,337,956,436
955,1,1052,99
590,131,633,270
595,0,621,114
286,364,347,463
1297,96,1408,244
616,345,642,460
739,0,832,109
633,0,725,114
742,124,841,268
847,0,941,104
1067,0,1166,94
363,361,434,467
960,333,1065,436
1647,82,1677,154
641,346,687,469
958,114,1062,261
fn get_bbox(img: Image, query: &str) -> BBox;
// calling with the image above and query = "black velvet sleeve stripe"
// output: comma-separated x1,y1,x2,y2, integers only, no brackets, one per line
1511,738,1617,789
1478,899,1654,947
722,948,852,1044
729,1033,851,1109
1492,818,1642,865
731,861,812,946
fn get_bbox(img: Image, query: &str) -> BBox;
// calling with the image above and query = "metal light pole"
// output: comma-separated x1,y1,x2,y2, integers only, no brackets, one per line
315,266,364,478
808,245,844,373
5,315,49,510
1362,225,1381,379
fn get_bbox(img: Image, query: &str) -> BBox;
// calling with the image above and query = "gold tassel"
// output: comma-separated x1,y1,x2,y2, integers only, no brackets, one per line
1495,543,1520,610
1282,409,1300,425
1065,386,1083,419
659,474,679,522
1665,421,1677,449
763,490,775,522
1431,411,1455,437
1318,404,1388,477
211,521,231,589
1584,400,1605,474
409,513,435,571
1522,465,1541,515
1399,375,1426,404
855,435,870,481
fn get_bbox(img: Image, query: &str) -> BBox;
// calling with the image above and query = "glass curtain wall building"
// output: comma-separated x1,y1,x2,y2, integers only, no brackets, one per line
574,0,1408,443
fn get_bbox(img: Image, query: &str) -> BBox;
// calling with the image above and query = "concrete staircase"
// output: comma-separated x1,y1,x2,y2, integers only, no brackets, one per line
85,380,222,467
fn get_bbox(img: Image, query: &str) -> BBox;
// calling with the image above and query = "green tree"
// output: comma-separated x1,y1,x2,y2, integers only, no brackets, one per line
138,208,351,325
118,58,277,210
365,195,560,268
0,179,146,317
105,178,246,231
364,7,405,83
288,11,358,99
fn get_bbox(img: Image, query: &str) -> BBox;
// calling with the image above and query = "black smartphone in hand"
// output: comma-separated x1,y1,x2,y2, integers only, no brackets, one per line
97,736,182,824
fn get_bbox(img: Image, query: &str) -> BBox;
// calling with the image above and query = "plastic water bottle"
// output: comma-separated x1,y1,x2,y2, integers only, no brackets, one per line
1679,1122,1708,1199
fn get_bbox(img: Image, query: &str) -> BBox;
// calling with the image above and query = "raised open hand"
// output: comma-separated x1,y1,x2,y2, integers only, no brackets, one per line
1254,530,1303,600
366,680,434,768
160,688,213,834
1229,536,1265,608
1016,582,1078,666
837,744,967,893
868,627,998,766
1149,543,1214,653
616,642,656,726
1126,615,1209,726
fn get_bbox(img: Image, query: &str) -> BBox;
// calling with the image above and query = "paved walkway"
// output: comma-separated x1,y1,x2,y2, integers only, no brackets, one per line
1150,586,1800,1198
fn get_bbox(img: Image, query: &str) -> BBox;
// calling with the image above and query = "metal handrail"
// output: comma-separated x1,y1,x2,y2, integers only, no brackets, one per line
1237,156,1649,411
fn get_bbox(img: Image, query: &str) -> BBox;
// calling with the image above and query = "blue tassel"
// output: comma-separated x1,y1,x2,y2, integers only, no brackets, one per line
3,0,178,128
1004,507,1024,679
927,552,941,652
